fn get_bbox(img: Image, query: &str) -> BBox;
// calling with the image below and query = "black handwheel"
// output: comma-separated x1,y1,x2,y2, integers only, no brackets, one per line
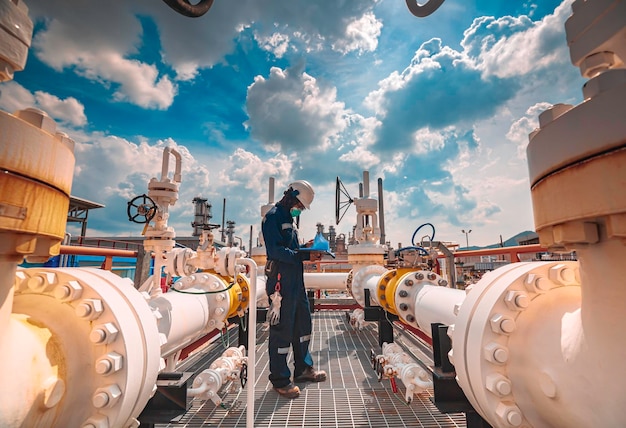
240,363,248,387
127,194,157,224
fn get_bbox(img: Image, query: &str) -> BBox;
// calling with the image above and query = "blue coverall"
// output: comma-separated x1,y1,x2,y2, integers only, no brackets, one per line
262,203,314,388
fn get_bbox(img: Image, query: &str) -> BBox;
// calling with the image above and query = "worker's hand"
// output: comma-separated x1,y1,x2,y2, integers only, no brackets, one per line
304,239,314,248
309,251,323,261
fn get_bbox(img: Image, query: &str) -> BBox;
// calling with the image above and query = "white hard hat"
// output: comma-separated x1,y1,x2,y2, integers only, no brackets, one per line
289,180,315,209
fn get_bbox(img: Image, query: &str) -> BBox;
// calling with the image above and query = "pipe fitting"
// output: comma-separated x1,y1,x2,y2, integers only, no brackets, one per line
504,291,529,311
90,323,119,344
580,51,617,78
548,264,578,286
75,298,104,320
96,352,124,376
484,342,509,365
485,373,512,397
92,384,122,409
495,402,523,427
538,103,573,128
490,314,516,335
53,280,83,301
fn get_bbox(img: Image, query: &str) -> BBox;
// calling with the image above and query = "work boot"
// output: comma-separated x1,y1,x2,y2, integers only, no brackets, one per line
294,366,327,383
274,383,300,399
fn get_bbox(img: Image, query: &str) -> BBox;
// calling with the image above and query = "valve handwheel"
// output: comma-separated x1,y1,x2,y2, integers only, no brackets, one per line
127,194,157,223
240,363,248,387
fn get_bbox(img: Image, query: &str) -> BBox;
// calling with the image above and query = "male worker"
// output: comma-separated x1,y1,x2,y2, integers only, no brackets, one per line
262,180,327,399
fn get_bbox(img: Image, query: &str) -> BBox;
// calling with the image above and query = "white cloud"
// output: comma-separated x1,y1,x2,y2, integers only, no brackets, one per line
0,82,86,126
0,81,35,113
29,1,176,110
506,101,552,159
34,91,87,126
332,12,382,54
245,64,350,152
463,0,574,79
255,32,291,58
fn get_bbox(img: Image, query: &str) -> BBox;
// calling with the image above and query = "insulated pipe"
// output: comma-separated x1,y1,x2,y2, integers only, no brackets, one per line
159,271,250,358
390,270,465,336
303,272,349,290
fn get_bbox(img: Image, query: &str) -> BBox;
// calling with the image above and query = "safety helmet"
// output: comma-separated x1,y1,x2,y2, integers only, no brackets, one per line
289,180,315,209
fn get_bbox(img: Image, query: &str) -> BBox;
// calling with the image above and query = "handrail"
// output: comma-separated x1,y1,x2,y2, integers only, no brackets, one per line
59,245,138,270
450,244,547,262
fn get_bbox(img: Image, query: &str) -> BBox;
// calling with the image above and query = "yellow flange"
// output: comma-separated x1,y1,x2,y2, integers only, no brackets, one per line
227,273,250,318
377,270,397,314
377,268,415,315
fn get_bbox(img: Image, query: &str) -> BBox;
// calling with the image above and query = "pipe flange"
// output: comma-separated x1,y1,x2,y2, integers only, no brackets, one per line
377,269,398,314
393,270,443,328
350,265,387,307
13,267,161,427
452,261,580,427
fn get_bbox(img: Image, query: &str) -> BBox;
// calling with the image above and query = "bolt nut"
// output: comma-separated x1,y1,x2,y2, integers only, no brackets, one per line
75,299,104,320
399,290,408,298
54,280,83,301
538,103,573,128
523,273,551,294
89,323,119,344
399,303,409,311
548,264,578,285
81,415,109,428
404,279,414,286
96,352,123,375
490,314,516,335
27,272,56,292
495,402,523,427
14,271,28,291
438,279,448,286
92,384,122,408
427,272,437,281
580,51,616,79
15,108,57,134
486,373,512,397
504,291,529,311
414,273,424,280
484,342,509,365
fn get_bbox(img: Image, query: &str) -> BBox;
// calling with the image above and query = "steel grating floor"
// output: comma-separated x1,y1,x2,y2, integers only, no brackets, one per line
157,311,467,428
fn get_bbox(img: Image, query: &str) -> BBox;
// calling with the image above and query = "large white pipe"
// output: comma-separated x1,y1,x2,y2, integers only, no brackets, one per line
391,270,466,336
303,272,349,290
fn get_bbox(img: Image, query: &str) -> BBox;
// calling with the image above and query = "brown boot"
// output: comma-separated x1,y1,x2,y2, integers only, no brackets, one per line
274,383,300,399
294,366,327,383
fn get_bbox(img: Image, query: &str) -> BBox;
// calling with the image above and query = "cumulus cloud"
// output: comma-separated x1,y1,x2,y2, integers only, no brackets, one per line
0,82,86,126
506,101,552,159
332,11,382,54
28,1,176,109
462,0,573,78
245,63,350,152
34,91,87,126
0,82,35,113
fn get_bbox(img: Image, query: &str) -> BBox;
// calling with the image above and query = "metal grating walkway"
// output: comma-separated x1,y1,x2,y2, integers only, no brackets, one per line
158,311,466,427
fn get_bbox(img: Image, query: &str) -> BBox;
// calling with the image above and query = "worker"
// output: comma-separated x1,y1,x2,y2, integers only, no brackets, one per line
261,180,327,399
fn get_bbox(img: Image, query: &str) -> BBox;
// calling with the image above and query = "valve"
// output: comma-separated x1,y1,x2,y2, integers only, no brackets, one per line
127,194,157,224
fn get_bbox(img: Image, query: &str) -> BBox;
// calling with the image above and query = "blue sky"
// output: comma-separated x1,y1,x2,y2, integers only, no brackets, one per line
1,0,585,249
